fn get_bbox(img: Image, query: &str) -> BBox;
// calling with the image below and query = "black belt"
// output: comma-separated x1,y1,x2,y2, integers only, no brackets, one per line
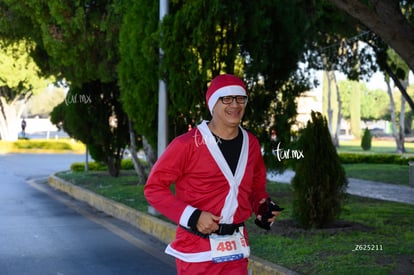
215,223,244,235
181,223,245,239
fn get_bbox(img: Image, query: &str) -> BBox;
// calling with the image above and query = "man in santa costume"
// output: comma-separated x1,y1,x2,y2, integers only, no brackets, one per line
144,74,282,274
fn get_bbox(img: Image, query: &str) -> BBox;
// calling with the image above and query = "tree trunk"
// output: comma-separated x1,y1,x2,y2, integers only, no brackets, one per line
326,70,334,135
0,96,19,141
379,59,414,113
386,81,399,150
143,135,156,169
333,72,342,147
399,94,406,153
106,156,119,177
350,88,361,138
0,89,32,141
329,0,414,74
386,80,403,153
128,119,147,184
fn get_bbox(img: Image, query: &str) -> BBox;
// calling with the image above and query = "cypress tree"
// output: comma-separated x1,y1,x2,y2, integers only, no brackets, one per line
361,127,372,151
50,81,130,177
292,111,348,229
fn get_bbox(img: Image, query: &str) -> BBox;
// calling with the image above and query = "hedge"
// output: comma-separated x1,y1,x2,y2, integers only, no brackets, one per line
339,153,414,165
70,159,134,172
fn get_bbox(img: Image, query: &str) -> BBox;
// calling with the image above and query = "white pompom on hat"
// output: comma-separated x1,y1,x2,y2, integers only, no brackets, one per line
206,74,247,115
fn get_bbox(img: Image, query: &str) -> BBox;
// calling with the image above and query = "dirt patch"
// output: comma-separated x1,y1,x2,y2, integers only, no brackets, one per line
390,255,414,275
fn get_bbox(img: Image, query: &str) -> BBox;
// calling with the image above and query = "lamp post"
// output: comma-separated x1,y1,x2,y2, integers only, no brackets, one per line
157,0,168,158
148,0,169,216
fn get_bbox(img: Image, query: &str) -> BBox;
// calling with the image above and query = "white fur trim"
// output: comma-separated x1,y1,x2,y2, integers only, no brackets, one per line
197,121,249,224
208,85,246,114
165,245,212,262
179,205,197,228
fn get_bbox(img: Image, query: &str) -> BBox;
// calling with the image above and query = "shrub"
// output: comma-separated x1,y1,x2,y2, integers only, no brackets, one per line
70,162,107,172
13,140,72,150
338,153,414,165
70,159,135,172
361,128,372,151
120,159,134,170
292,111,348,229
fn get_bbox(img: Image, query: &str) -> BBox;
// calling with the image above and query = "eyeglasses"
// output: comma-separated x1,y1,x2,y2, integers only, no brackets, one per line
219,96,248,105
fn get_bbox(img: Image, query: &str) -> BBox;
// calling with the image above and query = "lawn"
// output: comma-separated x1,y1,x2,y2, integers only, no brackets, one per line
343,163,409,185
339,138,412,186
248,182,414,275
338,138,414,156
56,170,414,275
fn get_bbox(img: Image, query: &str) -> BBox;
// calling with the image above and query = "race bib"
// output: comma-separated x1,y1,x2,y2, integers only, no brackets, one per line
209,227,250,263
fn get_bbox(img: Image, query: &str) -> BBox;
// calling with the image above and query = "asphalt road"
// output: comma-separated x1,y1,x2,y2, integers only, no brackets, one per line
0,153,176,275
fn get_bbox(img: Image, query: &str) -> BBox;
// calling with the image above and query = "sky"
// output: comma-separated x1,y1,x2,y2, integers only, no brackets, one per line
365,71,388,90
314,70,414,93
363,71,413,90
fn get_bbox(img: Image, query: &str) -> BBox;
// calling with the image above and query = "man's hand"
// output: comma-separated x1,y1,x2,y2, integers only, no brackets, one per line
255,198,284,230
196,211,221,234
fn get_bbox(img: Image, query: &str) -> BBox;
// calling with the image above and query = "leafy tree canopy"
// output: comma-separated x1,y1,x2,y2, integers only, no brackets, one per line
0,0,121,85
338,80,389,121
0,39,55,140
0,40,52,98
329,0,414,73
117,0,159,145
50,80,129,176
118,0,313,171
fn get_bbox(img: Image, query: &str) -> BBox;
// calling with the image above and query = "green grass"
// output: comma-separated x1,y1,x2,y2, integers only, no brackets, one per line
338,139,414,157
55,171,414,275
343,163,409,185
337,138,412,186
247,183,414,275
57,170,148,211
335,138,412,186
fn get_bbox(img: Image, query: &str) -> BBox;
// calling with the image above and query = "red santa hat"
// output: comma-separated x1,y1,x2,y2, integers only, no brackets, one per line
206,74,247,114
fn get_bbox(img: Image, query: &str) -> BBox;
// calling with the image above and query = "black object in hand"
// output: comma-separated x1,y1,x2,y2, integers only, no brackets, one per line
255,198,284,230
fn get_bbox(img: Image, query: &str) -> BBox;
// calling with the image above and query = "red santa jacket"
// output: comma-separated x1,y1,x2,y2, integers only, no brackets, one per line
144,120,268,262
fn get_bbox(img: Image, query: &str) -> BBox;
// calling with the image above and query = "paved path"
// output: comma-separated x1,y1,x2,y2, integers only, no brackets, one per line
267,170,414,205
0,154,175,275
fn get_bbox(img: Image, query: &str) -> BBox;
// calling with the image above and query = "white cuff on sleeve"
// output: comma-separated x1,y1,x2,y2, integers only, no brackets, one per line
179,205,197,228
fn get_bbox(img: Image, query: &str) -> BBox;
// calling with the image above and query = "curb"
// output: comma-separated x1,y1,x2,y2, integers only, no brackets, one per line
48,174,298,275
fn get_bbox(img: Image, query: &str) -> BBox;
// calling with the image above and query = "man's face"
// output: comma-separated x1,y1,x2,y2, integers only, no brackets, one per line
212,95,247,127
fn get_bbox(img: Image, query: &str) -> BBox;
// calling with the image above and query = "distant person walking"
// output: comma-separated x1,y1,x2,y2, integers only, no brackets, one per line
21,119,26,137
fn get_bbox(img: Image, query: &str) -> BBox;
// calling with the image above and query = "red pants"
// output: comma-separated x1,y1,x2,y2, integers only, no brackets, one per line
176,258,248,275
